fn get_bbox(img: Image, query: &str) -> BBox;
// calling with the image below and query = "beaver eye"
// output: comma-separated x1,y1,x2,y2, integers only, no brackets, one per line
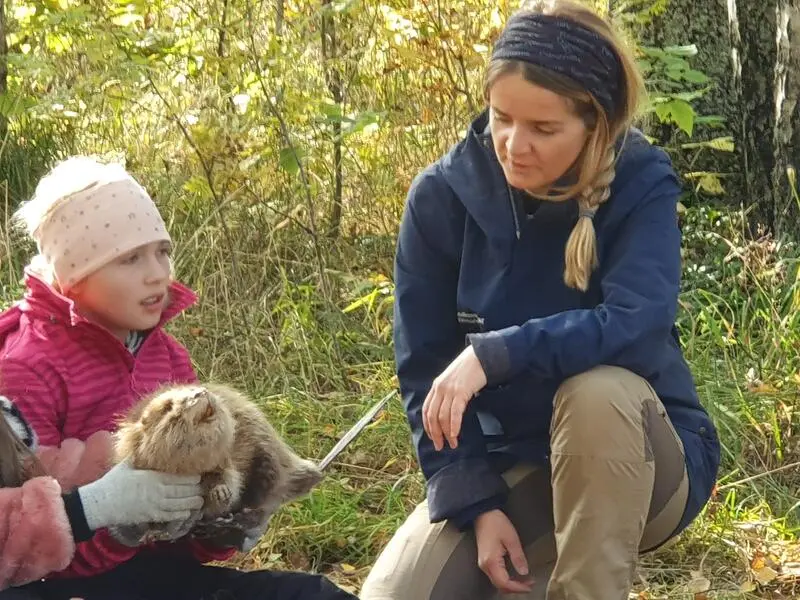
202,404,215,420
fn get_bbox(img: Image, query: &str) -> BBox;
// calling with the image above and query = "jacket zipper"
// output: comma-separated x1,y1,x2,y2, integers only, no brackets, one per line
506,184,521,240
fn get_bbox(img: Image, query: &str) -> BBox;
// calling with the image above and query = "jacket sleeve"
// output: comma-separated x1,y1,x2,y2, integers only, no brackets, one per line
467,174,683,385
1,364,141,580
37,430,115,491
0,478,75,590
0,358,67,447
394,169,508,528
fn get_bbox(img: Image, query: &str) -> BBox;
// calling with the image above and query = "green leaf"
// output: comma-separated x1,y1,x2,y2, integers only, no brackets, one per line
683,69,710,84
183,175,212,198
0,93,36,117
320,101,343,122
654,99,695,136
279,146,306,176
639,47,666,59
670,99,695,136
662,55,688,69
682,136,735,152
666,67,685,82
695,115,727,127
340,110,383,138
664,44,698,57
674,88,709,102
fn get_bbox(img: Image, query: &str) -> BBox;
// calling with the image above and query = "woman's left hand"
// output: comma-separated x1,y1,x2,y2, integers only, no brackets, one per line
423,345,488,451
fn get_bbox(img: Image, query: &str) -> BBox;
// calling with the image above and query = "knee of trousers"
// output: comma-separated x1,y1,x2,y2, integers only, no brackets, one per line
359,500,462,599
551,365,657,461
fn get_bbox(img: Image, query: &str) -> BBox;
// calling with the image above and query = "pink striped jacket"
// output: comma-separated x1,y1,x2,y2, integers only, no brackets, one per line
0,270,235,580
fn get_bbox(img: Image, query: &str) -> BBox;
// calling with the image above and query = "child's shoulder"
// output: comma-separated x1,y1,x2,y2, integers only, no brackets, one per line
0,301,71,371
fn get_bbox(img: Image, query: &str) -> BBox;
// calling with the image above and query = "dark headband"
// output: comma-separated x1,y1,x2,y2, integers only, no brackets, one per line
490,12,625,119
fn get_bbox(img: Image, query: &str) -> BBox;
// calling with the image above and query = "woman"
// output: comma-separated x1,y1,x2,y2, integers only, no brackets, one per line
361,1,721,599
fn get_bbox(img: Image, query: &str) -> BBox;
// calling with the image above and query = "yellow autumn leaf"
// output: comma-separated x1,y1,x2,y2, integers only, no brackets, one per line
739,580,757,592
753,565,779,585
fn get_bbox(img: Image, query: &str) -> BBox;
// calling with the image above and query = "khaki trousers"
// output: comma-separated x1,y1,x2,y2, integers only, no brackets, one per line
360,366,689,600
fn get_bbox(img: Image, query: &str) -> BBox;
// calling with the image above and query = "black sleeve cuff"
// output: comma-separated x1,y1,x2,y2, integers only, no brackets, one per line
467,330,516,386
448,493,507,531
426,457,509,523
61,490,94,543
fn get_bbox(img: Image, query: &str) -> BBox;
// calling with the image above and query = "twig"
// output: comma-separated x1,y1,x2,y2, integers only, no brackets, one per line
244,1,330,298
716,460,800,491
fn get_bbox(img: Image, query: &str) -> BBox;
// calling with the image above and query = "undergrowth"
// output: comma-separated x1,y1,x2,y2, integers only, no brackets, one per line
3,174,800,597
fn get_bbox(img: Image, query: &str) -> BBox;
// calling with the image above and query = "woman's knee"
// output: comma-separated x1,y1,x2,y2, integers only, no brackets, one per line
553,366,652,426
360,500,468,599
551,366,659,458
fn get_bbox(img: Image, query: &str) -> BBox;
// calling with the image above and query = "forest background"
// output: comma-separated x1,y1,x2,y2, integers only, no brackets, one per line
0,0,798,598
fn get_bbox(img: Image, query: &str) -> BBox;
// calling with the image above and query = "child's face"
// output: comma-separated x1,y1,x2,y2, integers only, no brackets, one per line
67,241,173,340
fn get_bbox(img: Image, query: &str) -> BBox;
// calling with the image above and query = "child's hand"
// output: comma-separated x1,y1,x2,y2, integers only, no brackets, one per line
78,459,204,530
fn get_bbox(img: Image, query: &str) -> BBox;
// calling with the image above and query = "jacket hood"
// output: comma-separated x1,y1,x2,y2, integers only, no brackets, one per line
438,110,518,249
436,109,662,249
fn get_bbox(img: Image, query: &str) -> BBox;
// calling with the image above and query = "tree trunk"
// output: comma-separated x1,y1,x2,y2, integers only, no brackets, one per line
0,0,7,140
0,0,6,95
770,3,800,234
322,0,343,239
639,0,800,236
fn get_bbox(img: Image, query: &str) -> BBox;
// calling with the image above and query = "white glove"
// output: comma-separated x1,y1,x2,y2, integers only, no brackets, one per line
78,460,204,531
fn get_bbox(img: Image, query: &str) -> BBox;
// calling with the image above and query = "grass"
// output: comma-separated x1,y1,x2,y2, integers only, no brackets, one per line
175,195,799,599
3,185,800,599
2,134,800,600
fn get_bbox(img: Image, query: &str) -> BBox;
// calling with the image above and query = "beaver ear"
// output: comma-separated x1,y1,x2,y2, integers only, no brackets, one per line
284,459,324,500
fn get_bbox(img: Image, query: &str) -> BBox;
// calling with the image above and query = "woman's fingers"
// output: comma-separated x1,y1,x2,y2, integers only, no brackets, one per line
422,387,433,440
449,394,470,448
425,381,475,451
479,552,533,594
424,383,445,451
436,392,455,449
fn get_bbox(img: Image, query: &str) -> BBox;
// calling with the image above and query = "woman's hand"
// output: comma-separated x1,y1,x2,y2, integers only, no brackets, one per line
422,345,487,451
475,509,533,594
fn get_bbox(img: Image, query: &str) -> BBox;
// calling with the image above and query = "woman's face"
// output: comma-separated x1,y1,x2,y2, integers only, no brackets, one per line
488,71,591,194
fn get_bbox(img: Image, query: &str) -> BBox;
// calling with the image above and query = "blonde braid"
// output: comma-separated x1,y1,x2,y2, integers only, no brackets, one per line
564,144,616,291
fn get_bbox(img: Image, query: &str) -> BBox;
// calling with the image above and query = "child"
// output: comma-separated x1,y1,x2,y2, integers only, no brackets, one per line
1,395,203,591
0,157,357,599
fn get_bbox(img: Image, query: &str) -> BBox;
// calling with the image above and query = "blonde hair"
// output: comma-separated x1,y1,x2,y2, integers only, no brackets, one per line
14,156,132,286
15,156,130,238
484,0,645,290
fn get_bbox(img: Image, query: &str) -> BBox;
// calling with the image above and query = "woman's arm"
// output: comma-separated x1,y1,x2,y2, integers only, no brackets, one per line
468,171,683,385
394,168,508,528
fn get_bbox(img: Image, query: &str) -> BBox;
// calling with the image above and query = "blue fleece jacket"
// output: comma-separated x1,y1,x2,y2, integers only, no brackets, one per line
393,110,721,534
